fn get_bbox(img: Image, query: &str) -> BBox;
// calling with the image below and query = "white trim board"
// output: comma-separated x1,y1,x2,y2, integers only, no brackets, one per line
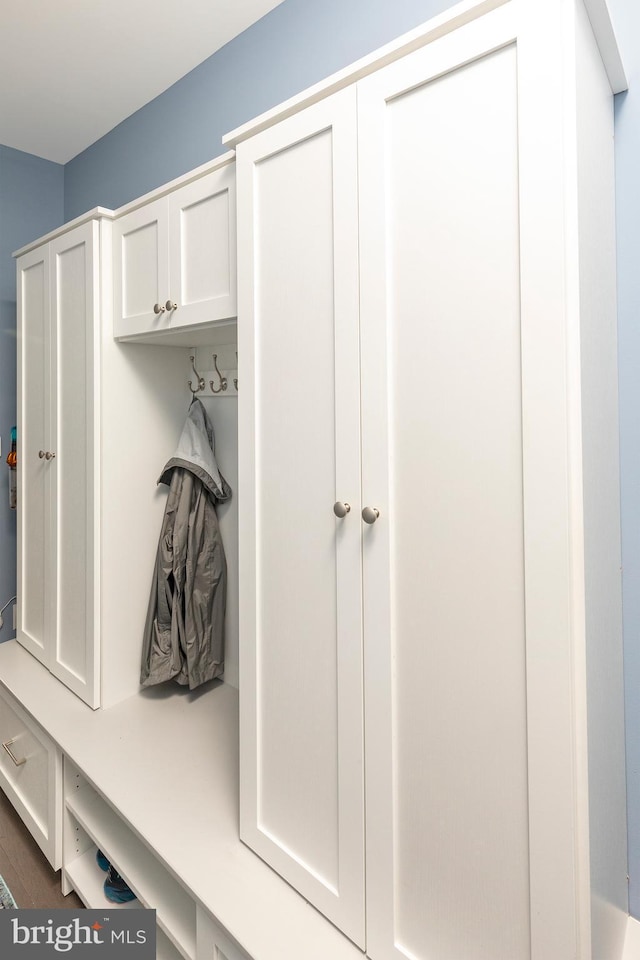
623,916,640,960
583,0,627,93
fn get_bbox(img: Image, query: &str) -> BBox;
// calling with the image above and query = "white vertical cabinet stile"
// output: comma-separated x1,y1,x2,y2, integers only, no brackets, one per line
236,88,365,946
17,244,49,665
235,1,627,958
17,221,100,709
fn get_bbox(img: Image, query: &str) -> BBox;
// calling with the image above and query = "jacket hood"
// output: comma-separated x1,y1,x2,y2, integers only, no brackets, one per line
158,398,231,503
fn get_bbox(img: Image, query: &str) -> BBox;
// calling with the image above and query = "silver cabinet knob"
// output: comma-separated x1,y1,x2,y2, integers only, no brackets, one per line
44,452,56,461
362,506,380,524
153,303,165,315
165,300,177,312
333,501,351,519
38,450,45,459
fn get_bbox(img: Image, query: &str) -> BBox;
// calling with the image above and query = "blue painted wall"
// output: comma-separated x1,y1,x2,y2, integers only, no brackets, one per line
0,146,64,640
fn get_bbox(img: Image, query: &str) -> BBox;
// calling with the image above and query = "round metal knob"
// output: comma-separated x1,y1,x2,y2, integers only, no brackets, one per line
165,300,177,312
38,450,45,459
44,452,56,461
333,501,351,519
153,303,165,315
362,506,380,524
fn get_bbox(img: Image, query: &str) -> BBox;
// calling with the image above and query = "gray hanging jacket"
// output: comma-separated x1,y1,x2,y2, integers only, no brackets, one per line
140,398,231,690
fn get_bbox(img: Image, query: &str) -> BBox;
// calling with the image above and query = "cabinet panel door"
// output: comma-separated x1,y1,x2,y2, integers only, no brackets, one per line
49,223,100,708
358,14,530,960
168,165,237,329
17,247,51,665
237,89,364,946
113,198,169,338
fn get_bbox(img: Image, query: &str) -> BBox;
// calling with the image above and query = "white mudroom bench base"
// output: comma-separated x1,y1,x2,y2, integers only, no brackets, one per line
0,639,362,960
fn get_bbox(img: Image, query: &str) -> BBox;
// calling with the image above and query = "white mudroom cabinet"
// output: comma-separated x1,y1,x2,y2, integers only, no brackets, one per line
15,213,190,710
15,155,238,710
7,0,633,958
230,1,628,959
112,159,236,343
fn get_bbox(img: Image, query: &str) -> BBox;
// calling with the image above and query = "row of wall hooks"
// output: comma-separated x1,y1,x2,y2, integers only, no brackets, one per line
189,354,238,398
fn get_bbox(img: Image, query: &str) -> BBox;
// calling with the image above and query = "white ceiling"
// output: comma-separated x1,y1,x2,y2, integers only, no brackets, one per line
0,0,285,164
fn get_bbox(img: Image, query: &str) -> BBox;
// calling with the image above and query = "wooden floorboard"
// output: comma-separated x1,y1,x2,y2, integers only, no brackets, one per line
0,787,83,909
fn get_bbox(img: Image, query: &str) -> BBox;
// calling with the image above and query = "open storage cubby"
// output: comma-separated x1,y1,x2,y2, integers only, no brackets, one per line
63,760,196,960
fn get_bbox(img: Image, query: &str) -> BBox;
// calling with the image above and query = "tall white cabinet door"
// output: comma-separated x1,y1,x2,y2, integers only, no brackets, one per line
358,14,530,960
17,246,51,666
237,88,365,946
113,197,169,338
168,165,237,329
48,223,100,708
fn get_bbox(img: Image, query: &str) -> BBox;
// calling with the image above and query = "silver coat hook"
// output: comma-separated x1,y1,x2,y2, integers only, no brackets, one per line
210,354,228,394
188,355,205,395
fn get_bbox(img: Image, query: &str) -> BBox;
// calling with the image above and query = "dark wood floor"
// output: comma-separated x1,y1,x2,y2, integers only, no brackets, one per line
0,787,83,909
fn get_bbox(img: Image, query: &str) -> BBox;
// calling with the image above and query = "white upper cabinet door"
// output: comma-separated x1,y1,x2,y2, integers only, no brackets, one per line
113,163,237,342
236,87,365,947
168,165,237,330
357,9,531,960
49,222,100,708
113,197,169,339
17,246,51,666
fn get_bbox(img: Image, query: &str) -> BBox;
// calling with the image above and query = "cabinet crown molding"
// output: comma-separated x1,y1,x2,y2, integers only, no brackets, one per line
12,150,237,260
13,207,114,259
222,0,626,150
